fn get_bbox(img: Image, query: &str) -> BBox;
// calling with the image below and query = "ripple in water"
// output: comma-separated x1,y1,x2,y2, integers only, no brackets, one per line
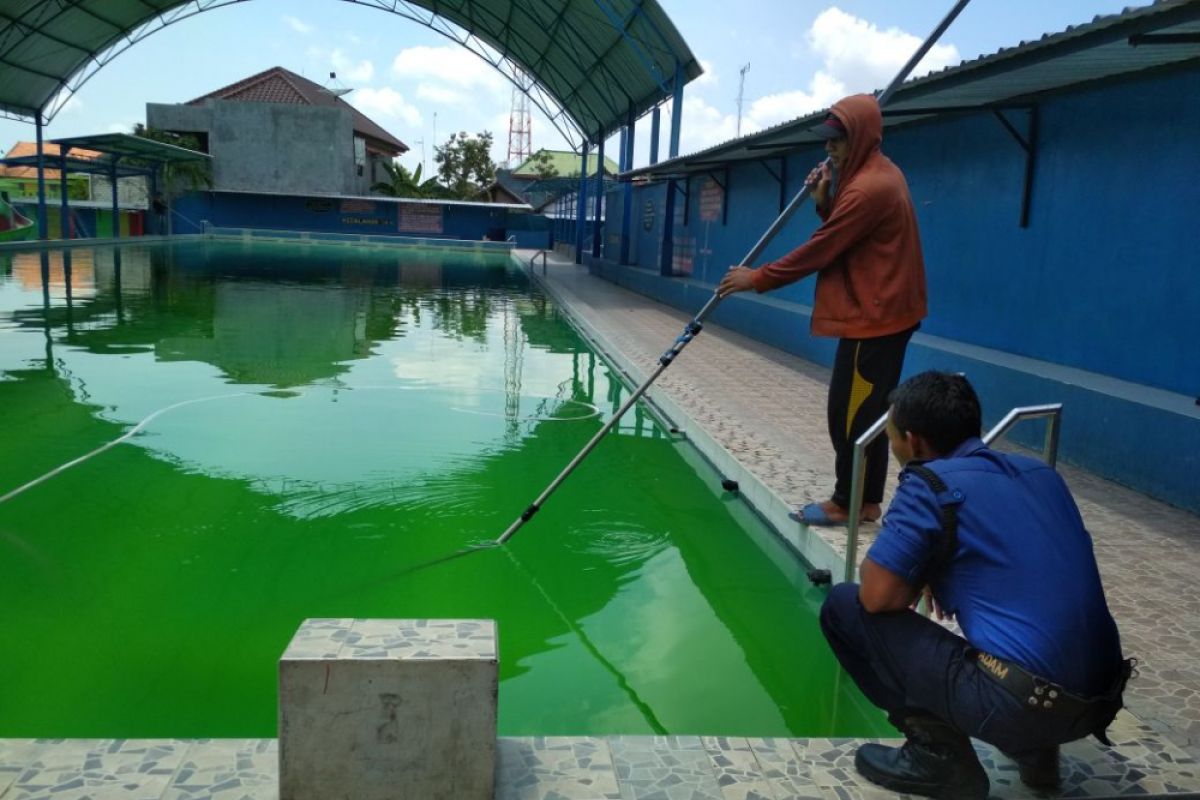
576,518,672,568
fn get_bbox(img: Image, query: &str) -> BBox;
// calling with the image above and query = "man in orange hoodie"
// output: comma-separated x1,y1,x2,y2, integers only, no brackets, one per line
718,93,926,526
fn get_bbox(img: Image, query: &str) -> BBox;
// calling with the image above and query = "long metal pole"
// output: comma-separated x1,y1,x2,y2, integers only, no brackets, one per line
498,0,972,546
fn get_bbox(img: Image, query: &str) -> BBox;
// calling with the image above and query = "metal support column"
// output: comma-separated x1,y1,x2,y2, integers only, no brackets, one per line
620,108,635,265
649,106,661,166
668,64,684,159
110,160,121,239
592,129,605,258
575,143,590,264
660,64,685,275
35,116,48,240
59,149,71,239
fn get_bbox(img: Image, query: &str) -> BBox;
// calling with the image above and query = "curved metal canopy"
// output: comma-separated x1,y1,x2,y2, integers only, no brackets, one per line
0,0,702,148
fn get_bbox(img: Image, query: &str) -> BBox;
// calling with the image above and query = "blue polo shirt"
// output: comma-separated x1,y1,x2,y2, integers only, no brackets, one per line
866,438,1122,696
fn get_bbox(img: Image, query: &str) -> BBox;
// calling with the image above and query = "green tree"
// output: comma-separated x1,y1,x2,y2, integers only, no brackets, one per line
371,160,444,199
131,124,212,193
529,150,559,181
435,131,496,198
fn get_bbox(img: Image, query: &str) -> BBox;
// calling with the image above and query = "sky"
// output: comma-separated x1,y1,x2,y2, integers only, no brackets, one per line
0,0,1151,176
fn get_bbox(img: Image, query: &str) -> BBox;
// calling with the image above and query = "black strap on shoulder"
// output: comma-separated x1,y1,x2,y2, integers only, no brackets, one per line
905,463,963,577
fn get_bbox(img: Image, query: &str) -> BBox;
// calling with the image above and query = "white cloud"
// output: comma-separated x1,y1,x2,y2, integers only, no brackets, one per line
416,84,466,106
353,87,422,128
747,71,846,128
391,46,507,92
694,59,717,87
283,15,313,35
672,96,763,154
331,49,374,84
682,6,963,142
805,7,959,89
58,95,84,114
487,112,512,165
105,120,134,134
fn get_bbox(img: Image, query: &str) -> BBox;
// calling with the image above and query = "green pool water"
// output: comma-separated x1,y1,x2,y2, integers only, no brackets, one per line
0,240,889,739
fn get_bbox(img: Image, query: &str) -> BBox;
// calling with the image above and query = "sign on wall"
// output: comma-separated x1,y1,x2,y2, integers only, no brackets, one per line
339,199,388,227
699,178,723,222
398,203,444,234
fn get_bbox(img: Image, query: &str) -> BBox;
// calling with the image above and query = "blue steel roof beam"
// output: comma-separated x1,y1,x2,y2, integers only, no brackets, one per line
59,1,126,37
569,16,639,106
0,11,93,65
512,2,629,129
555,8,638,110
481,2,603,111
618,0,691,80
35,0,247,122
549,18,633,134
591,0,671,96
523,3,572,82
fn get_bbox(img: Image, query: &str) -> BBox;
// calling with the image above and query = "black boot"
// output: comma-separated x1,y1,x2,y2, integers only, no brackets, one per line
854,715,989,800
1007,745,1060,789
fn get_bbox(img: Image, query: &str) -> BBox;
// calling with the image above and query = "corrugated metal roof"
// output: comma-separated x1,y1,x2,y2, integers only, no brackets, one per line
511,148,620,177
628,0,1200,180
0,1,700,144
188,66,408,154
0,133,209,178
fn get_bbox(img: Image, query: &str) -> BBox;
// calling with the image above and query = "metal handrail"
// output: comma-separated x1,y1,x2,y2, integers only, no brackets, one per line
983,403,1062,465
530,249,548,274
841,403,1063,582
843,413,891,582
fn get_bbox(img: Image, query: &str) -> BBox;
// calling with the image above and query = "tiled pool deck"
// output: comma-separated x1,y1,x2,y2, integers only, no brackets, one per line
2,249,1197,799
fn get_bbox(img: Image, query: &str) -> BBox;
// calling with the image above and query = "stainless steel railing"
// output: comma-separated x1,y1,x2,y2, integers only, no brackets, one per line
841,403,1063,582
530,249,548,274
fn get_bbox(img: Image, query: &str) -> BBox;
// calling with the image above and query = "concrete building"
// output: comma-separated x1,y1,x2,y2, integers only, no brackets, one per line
146,66,407,198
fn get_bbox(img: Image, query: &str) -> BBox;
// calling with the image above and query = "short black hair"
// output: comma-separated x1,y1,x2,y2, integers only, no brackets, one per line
887,371,982,456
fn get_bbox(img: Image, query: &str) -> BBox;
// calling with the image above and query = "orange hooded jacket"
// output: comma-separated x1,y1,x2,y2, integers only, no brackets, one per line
749,94,927,339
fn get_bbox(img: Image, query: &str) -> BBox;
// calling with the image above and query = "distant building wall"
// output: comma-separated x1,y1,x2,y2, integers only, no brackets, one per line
170,191,533,244
91,175,149,209
148,100,357,196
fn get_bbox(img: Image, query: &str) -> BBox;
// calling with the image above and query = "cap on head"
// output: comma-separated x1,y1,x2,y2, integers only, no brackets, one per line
811,113,847,140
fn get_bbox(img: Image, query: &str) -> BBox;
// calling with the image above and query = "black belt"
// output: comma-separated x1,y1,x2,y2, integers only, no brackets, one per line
972,650,1104,718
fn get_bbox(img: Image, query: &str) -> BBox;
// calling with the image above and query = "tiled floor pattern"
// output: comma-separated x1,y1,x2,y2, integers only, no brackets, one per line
3,252,1198,799
3,715,1198,799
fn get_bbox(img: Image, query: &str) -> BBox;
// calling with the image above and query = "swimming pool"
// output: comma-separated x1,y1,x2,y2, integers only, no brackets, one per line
0,240,889,739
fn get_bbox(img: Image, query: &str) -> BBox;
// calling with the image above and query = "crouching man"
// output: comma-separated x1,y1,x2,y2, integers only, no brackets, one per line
820,371,1131,800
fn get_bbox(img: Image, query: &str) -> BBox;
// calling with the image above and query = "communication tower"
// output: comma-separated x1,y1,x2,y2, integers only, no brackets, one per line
507,75,533,167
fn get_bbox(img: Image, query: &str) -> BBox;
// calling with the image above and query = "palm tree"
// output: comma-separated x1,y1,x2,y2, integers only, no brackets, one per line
372,161,444,199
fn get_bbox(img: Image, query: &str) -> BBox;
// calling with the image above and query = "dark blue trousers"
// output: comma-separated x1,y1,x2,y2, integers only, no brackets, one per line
820,582,1102,758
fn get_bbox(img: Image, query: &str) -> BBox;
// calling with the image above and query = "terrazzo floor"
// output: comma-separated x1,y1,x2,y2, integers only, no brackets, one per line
2,248,1197,799
2,712,1197,800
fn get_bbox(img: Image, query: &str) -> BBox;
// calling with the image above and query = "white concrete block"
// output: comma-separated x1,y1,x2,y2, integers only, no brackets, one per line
279,618,497,800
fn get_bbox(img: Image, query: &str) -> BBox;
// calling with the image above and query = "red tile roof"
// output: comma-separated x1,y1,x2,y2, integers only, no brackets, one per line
188,66,407,154
1,141,103,179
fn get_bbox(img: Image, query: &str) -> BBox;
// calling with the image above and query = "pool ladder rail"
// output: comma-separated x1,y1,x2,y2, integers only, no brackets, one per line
841,403,1063,583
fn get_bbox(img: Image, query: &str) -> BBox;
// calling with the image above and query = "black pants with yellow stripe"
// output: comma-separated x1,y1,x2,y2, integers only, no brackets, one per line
828,325,917,508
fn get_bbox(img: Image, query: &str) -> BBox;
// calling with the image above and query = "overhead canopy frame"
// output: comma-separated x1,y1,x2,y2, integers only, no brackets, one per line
0,0,702,149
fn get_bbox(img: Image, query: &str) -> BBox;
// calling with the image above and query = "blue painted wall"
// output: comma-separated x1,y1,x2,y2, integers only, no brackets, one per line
171,191,548,247
587,65,1200,513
